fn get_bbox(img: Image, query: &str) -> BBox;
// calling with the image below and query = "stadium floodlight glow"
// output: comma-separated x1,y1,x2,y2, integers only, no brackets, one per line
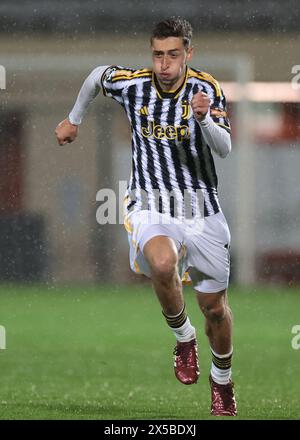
222,82,300,102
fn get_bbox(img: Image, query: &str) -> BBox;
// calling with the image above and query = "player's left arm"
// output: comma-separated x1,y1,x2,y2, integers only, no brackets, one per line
191,90,231,158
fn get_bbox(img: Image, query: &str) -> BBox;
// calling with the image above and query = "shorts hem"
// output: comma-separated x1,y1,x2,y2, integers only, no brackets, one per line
193,282,229,294
139,231,181,253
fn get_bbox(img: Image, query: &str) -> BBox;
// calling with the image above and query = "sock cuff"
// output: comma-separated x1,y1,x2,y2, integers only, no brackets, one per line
162,303,185,319
210,346,233,359
211,347,233,370
162,304,187,328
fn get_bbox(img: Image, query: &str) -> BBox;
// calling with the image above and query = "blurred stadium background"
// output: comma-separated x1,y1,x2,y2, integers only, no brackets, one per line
0,0,300,420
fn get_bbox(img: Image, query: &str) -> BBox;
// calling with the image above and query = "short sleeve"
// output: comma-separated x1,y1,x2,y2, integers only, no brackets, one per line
210,86,231,133
101,65,136,105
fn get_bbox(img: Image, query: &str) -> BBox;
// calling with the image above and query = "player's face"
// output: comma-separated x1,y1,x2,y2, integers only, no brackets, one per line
151,37,193,90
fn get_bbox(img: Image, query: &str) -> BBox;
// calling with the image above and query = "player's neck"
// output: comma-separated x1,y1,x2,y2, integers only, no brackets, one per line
157,66,187,92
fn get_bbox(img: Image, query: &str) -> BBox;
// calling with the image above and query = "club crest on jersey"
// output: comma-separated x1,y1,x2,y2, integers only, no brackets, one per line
181,99,191,120
141,120,190,142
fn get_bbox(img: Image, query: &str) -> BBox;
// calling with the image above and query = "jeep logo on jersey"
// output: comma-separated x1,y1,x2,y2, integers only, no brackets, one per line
141,121,190,142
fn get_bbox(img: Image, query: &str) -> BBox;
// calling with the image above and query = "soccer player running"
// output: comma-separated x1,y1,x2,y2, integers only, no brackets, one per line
55,17,237,416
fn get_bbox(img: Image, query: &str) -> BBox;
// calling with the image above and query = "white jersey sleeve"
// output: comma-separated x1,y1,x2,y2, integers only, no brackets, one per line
195,75,231,158
68,65,110,125
198,113,232,158
101,65,137,105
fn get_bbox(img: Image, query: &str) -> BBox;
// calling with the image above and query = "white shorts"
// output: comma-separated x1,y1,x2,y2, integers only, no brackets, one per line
124,209,231,294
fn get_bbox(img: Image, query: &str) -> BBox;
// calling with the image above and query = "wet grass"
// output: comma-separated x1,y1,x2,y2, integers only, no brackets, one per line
0,283,299,420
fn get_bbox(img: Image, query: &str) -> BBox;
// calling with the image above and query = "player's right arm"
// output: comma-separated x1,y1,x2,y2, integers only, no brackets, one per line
55,65,109,146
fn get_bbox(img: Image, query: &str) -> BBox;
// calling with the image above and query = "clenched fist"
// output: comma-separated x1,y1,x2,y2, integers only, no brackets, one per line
55,118,78,146
191,91,210,122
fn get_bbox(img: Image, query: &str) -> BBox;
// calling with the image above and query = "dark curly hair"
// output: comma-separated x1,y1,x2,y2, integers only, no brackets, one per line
151,17,193,49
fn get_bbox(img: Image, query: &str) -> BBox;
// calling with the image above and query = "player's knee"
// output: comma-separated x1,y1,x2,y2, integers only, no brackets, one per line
201,302,228,323
150,253,178,280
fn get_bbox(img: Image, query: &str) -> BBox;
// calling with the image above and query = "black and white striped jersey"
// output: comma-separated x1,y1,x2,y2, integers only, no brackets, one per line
101,65,231,219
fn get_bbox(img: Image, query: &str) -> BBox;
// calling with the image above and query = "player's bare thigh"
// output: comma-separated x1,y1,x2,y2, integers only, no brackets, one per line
143,235,179,277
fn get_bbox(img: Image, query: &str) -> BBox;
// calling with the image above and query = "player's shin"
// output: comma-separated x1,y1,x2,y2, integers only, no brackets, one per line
162,303,195,342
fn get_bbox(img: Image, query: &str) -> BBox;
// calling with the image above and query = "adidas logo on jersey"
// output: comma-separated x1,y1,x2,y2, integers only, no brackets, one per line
139,106,149,116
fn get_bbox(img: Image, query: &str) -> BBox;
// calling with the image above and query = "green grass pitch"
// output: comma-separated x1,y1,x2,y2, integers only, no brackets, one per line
0,283,299,420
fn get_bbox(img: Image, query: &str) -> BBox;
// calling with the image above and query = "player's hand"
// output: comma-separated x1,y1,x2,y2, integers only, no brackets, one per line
55,118,78,146
191,91,210,122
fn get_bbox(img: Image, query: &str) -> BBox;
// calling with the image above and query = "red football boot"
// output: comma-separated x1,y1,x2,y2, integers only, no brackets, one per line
173,338,200,385
209,375,237,416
